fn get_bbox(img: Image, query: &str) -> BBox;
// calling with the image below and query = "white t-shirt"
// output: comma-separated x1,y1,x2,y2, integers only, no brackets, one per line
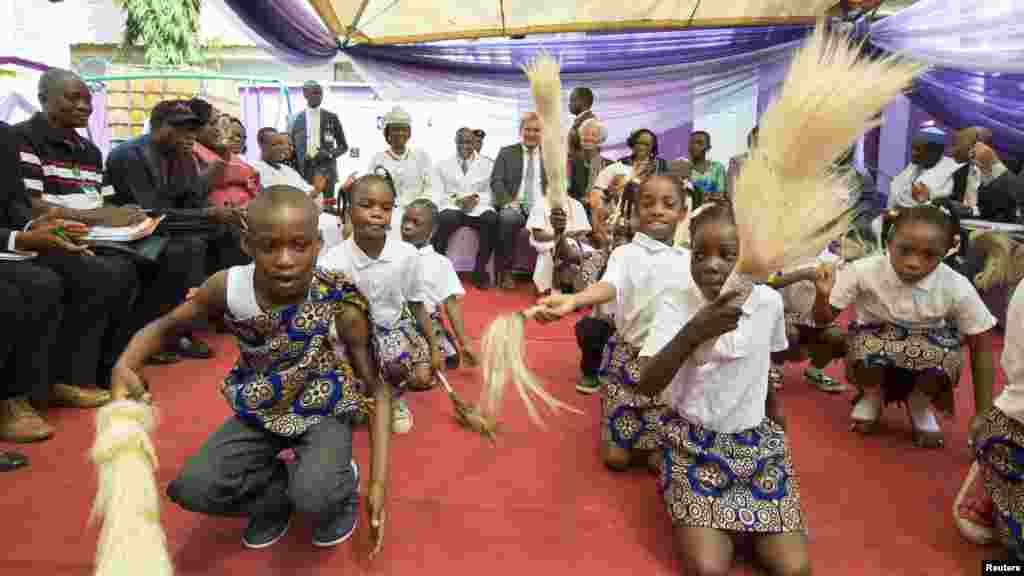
641,284,789,433
829,253,996,334
888,156,960,208
996,283,1024,424
600,232,691,347
434,154,494,216
415,244,465,314
251,159,314,194
318,236,425,329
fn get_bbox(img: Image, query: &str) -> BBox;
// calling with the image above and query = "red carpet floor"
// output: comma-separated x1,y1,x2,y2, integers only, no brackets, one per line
0,283,1005,575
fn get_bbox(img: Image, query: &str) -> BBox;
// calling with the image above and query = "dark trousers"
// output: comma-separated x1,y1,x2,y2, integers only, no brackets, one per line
207,225,251,275
575,316,613,377
167,415,357,520
125,234,208,340
496,206,526,276
433,209,498,276
0,262,63,401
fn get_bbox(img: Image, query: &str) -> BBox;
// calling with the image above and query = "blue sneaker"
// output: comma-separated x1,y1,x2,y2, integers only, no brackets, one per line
312,461,360,547
242,504,292,549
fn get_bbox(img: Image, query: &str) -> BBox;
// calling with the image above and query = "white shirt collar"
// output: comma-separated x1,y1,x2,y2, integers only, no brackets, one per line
416,244,435,255
882,254,938,292
633,232,672,254
348,236,399,270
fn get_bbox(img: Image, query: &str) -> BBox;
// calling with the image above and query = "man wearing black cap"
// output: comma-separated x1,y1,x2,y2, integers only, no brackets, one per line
106,99,240,363
290,80,348,203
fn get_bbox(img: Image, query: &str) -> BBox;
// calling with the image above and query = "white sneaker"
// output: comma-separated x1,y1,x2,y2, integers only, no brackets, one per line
392,398,413,434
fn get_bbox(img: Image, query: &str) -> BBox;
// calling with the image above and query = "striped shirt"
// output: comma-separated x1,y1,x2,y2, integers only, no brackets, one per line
12,113,113,211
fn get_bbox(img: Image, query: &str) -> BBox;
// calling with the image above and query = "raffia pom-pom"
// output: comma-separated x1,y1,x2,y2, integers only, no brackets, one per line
692,271,756,367
91,400,173,576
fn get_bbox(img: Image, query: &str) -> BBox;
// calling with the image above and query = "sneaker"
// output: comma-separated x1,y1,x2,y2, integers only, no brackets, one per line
312,461,360,547
804,369,847,394
576,373,600,395
768,366,785,390
242,505,292,549
392,398,413,434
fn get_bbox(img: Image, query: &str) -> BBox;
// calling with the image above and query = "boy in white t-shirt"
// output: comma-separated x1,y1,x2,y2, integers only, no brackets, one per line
527,194,592,295
400,199,477,369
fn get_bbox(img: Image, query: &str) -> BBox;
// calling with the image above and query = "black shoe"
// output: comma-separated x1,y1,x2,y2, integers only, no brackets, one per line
470,271,492,290
177,336,214,360
312,461,360,547
242,506,292,549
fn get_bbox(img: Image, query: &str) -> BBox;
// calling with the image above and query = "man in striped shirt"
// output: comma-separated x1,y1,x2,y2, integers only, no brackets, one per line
7,69,141,422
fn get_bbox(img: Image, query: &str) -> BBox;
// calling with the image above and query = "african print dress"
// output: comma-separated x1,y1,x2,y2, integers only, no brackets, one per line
221,268,371,437
372,305,432,390
599,338,667,452
975,408,1024,560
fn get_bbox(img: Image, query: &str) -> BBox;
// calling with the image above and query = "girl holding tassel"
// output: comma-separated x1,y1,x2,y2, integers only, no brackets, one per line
814,204,996,448
636,201,810,576
537,175,691,471
110,186,391,555
319,171,441,436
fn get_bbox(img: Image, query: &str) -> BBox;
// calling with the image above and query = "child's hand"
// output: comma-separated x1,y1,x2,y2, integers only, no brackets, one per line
534,293,576,323
551,208,567,235
431,346,443,374
968,411,988,448
687,289,742,343
110,365,150,402
461,345,479,368
367,481,386,559
815,263,837,296
911,182,931,203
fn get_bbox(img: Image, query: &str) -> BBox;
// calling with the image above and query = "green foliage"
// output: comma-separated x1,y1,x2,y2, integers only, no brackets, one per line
114,0,204,66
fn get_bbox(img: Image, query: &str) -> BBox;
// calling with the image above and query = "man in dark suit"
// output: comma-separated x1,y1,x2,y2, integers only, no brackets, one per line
290,81,348,203
490,112,546,290
951,126,1022,223
106,100,241,363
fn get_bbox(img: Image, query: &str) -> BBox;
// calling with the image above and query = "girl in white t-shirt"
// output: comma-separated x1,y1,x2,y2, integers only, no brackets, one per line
636,201,808,576
527,193,592,295
400,199,477,369
319,174,441,435
973,279,1024,561
764,247,848,393
537,176,690,472
815,204,996,449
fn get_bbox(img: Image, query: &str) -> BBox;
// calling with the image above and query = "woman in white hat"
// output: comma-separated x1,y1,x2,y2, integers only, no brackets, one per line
367,107,435,239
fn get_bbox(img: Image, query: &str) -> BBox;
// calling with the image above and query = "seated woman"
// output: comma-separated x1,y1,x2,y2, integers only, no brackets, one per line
193,104,260,210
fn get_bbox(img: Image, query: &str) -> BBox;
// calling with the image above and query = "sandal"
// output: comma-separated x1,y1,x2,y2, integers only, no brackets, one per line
768,366,784,390
804,369,847,394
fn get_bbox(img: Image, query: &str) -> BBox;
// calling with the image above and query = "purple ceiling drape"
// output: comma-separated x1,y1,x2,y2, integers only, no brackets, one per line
219,0,337,66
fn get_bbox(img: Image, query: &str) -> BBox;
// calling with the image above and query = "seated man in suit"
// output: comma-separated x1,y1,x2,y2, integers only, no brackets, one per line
106,100,241,363
490,112,545,290
952,126,1022,223
8,69,142,414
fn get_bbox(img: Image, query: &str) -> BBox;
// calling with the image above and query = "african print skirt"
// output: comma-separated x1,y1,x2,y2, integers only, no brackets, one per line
975,408,1024,559
373,307,431,390
430,310,459,367
847,322,961,414
599,337,667,452
575,246,609,294
658,413,805,533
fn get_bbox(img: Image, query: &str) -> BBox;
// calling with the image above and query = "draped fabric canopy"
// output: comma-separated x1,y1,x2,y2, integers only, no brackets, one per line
314,0,831,45
866,0,1024,154
343,27,808,157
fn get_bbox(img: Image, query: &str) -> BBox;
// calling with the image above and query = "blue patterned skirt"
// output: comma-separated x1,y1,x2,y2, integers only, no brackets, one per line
658,413,805,533
599,337,667,452
373,309,431,390
847,321,961,414
975,408,1024,558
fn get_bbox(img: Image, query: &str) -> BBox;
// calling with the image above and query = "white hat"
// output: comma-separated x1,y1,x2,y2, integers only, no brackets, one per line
383,106,411,128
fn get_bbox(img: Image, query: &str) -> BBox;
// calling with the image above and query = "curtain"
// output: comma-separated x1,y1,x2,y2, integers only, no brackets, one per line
214,0,338,66
343,27,808,156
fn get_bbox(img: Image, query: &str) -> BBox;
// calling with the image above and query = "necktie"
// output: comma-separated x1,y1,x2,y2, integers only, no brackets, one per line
461,159,468,175
522,150,535,212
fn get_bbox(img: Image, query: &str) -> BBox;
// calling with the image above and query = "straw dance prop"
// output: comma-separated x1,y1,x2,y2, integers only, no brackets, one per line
437,371,497,443
476,53,581,428
953,462,995,545
692,19,927,365
970,230,1024,290
90,400,173,576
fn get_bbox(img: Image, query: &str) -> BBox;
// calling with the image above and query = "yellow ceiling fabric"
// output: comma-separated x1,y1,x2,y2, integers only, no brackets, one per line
317,0,837,45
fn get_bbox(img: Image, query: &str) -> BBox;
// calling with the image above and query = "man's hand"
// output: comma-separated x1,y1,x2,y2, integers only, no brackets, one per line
367,481,386,559
110,364,150,402
208,206,243,227
93,206,148,227
17,217,91,254
911,182,931,203
312,173,328,196
550,208,567,235
973,142,999,174
686,289,743,344
535,293,576,323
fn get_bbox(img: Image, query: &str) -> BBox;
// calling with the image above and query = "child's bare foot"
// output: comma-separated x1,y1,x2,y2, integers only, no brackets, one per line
907,391,944,448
